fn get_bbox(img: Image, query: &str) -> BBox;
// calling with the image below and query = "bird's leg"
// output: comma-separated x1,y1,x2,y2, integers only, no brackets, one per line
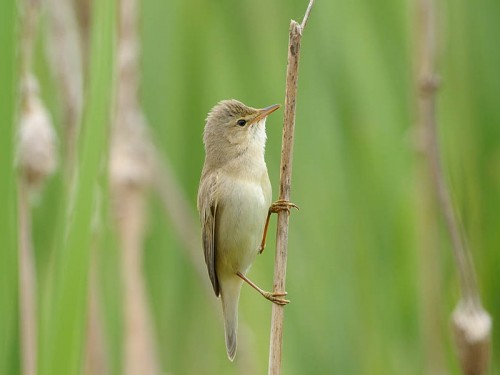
237,272,289,305
259,199,299,254
259,210,273,254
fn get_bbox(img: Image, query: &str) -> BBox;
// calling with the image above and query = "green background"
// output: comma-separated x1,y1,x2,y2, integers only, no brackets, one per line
1,0,498,373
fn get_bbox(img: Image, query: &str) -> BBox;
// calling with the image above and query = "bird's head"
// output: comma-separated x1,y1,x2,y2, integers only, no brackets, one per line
203,99,280,166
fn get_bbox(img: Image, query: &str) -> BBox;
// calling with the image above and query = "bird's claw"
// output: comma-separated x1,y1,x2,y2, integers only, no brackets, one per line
270,199,299,214
259,200,299,255
263,291,290,305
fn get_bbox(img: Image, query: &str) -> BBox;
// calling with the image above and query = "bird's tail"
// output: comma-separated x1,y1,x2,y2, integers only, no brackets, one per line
220,279,242,361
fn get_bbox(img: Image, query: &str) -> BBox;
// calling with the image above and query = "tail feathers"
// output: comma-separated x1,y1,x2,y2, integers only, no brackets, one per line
221,282,241,361
225,326,237,361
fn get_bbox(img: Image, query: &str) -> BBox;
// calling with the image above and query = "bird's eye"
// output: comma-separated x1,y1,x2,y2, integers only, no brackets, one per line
237,119,247,127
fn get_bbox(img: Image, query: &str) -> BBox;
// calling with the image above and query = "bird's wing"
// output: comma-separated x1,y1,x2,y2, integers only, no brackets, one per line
197,172,220,297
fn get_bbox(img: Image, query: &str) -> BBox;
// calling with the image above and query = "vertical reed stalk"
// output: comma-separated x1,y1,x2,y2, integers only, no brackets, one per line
268,2,313,374
414,174,446,375
18,182,36,375
84,253,108,375
413,0,446,373
114,187,159,375
110,0,159,373
46,0,83,185
415,0,492,373
18,4,38,371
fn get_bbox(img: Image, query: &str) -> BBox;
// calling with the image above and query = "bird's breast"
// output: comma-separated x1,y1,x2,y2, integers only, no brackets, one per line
215,171,271,275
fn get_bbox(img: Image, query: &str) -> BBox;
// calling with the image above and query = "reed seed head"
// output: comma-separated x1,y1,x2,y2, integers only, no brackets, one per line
109,109,153,191
452,300,491,375
17,74,57,189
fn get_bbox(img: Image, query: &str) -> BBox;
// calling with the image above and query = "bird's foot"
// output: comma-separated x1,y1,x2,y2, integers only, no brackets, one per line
237,271,290,305
258,200,299,254
262,290,290,305
269,199,299,214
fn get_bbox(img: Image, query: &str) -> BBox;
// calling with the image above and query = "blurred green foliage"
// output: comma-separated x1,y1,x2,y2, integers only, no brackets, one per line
1,0,499,373
0,1,19,374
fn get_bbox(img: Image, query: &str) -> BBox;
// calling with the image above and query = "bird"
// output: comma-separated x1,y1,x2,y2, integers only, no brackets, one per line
197,99,293,361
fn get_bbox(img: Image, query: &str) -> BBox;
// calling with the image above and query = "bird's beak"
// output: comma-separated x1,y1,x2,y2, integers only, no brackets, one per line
250,104,281,125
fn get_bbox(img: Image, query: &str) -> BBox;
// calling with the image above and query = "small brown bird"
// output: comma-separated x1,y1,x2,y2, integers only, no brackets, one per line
197,99,290,361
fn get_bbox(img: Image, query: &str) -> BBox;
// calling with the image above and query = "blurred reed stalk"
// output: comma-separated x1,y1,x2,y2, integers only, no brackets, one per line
84,255,108,375
268,2,313,374
17,179,36,375
413,0,446,372
414,161,446,375
109,0,159,373
46,0,83,186
17,1,57,374
415,0,492,374
73,0,91,71
17,181,36,375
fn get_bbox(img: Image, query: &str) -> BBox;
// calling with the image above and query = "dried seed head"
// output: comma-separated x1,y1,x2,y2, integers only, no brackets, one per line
17,75,58,189
452,300,491,375
109,108,153,192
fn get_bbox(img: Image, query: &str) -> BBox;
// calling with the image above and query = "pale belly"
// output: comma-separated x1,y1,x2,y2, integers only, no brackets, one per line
215,177,271,277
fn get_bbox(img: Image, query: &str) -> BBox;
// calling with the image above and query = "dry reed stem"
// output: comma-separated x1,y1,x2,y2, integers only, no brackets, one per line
46,0,83,185
415,0,492,373
413,1,446,373
18,182,36,375
111,118,160,374
113,187,159,375
73,0,92,71
452,301,491,375
268,1,313,374
20,0,37,78
84,254,108,375
415,183,447,375
109,0,159,373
